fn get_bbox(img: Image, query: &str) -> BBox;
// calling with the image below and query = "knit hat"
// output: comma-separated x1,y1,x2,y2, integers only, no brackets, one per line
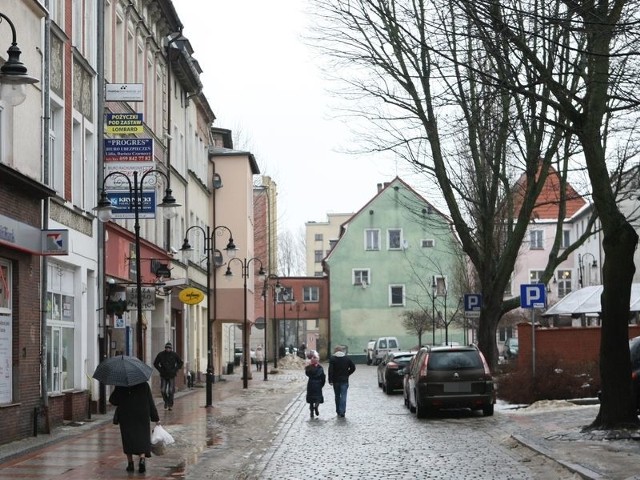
165,342,172,349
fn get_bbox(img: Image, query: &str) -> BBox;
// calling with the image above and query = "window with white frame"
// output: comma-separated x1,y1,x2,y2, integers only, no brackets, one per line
314,250,323,263
557,269,572,298
49,102,64,194
314,233,323,241
388,229,402,250
0,260,12,404
433,276,447,296
46,263,76,393
561,230,571,249
389,285,405,306
529,230,544,249
365,229,380,251
353,269,370,286
529,270,544,284
303,286,320,302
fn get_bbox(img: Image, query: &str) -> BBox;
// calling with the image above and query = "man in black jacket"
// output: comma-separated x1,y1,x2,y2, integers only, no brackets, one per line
153,342,183,410
328,345,356,417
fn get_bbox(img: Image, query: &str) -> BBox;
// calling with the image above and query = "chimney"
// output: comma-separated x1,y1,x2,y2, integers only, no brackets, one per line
377,183,383,192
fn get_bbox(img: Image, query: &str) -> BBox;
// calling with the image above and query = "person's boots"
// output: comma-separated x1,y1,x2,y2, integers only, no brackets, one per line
310,405,314,418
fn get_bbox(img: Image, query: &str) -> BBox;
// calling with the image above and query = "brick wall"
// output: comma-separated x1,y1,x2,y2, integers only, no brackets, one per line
516,323,640,369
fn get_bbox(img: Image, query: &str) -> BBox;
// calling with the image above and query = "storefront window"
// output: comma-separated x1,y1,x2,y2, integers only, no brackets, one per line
0,261,12,404
46,264,75,393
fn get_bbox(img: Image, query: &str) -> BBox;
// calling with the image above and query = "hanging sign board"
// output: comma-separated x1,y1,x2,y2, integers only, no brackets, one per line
178,287,205,305
105,83,144,102
105,113,144,134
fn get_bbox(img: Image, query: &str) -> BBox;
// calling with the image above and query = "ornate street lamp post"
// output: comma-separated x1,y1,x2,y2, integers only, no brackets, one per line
0,13,39,106
225,258,265,388
180,225,236,407
94,169,180,361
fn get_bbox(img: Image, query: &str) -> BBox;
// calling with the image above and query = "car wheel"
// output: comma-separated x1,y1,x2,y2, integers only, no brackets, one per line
416,397,428,419
483,404,494,416
385,380,393,395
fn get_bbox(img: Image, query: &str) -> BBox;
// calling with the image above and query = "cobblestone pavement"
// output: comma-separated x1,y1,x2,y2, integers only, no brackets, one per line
245,366,581,480
2,362,640,479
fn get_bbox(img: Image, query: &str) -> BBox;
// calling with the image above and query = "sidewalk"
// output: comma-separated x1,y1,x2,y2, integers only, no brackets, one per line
0,370,307,479
1,369,640,479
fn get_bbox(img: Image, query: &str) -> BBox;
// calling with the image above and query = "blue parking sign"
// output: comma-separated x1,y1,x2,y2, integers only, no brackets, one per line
520,284,546,308
464,294,482,312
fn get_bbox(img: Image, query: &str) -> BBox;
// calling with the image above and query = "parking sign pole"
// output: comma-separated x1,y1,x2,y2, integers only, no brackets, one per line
531,308,536,378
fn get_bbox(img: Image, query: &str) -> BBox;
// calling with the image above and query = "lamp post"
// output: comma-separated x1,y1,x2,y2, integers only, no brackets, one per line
431,276,437,346
262,276,282,378
225,257,265,388
282,289,290,354
578,253,598,288
94,169,180,361
271,279,282,368
180,225,236,407
0,12,39,106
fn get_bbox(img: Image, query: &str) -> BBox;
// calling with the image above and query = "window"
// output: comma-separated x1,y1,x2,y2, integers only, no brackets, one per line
558,269,572,298
365,229,380,251
314,233,323,241
529,270,544,283
388,229,402,250
276,287,293,303
49,102,64,194
499,327,514,342
421,239,435,248
314,250,323,263
303,286,320,302
46,263,76,393
562,230,571,249
0,261,12,404
433,276,447,296
390,285,405,306
353,269,370,286
329,240,338,249
529,230,543,249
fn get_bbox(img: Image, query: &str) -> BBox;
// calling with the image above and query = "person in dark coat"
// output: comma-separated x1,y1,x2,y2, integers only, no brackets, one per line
328,345,356,418
305,351,325,418
153,342,183,410
109,381,160,473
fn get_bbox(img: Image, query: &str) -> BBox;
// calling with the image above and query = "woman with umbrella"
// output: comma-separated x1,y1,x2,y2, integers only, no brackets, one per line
94,355,159,473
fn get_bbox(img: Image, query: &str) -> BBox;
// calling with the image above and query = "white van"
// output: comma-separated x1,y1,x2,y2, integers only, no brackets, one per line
373,336,400,364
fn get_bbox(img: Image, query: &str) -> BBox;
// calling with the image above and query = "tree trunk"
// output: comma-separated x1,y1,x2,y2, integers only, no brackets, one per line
477,294,502,370
589,218,638,429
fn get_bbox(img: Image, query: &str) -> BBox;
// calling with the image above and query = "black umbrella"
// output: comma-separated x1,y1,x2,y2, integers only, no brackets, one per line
93,355,153,387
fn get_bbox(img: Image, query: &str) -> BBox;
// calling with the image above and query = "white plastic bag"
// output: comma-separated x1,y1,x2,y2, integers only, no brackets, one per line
151,424,175,446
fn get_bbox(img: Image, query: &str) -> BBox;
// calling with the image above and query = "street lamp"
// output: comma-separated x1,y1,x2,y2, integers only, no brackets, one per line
0,12,39,107
578,253,598,288
180,225,236,407
224,257,265,388
261,276,281,378
431,276,437,346
94,169,180,361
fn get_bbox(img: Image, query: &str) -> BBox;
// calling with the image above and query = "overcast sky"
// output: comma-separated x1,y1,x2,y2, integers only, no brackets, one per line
174,0,407,234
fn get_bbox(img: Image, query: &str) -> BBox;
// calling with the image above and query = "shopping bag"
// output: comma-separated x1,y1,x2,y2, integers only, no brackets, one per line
151,424,175,446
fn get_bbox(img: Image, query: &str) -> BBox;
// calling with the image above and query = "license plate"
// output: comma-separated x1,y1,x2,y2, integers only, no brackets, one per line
443,382,471,393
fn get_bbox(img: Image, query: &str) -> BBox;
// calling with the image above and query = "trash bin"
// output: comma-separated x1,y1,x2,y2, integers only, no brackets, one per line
227,362,234,374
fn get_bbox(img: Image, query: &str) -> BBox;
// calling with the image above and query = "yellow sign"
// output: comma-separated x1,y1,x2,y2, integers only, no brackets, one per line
179,287,205,305
106,125,144,134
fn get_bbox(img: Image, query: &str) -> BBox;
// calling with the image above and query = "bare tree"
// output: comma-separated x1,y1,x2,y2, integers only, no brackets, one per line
456,0,640,430
401,310,430,348
277,228,306,276
308,0,593,371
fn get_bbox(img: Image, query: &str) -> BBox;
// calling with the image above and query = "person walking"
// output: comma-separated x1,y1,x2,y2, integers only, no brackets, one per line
305,351,325,419
153,342,183,410
109,381,160,473
328,345,356,418
255,345,264,371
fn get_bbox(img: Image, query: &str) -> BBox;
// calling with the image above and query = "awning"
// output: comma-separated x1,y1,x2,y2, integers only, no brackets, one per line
543,284,640,316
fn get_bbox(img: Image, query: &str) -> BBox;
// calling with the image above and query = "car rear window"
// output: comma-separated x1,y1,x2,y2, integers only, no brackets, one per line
427,351,483,370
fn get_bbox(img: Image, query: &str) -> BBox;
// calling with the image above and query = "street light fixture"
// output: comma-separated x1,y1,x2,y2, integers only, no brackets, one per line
578,253,599,288
180,225,236,407
94,169,180,361
224,257,266,388
0,12,39,106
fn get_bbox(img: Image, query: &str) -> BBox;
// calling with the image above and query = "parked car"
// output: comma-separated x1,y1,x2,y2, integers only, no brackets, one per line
364,340,376,365
373,336,401,365
404,345,495,418
377,351,416,394
503,337,519,360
